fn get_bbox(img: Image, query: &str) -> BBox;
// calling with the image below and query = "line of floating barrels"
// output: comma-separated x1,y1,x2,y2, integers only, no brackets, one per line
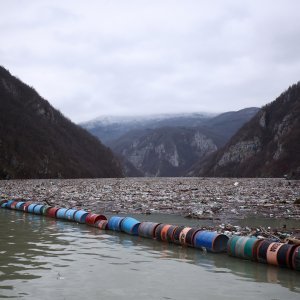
1,199,299,271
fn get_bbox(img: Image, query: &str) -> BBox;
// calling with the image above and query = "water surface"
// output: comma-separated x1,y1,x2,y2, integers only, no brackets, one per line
0,210,299,299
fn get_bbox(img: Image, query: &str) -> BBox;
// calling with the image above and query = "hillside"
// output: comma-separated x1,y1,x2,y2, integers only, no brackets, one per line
193,82,300,178
0,66,123,179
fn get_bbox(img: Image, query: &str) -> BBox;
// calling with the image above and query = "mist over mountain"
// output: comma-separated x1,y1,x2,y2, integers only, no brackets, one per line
0,66,123,179
191,82,300,179
83,108,259,177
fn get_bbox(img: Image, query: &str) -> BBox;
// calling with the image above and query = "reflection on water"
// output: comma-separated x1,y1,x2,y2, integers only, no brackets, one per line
0,210,299,299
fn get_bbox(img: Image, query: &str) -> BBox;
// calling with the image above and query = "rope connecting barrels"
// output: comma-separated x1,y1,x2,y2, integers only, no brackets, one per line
0,199,299,271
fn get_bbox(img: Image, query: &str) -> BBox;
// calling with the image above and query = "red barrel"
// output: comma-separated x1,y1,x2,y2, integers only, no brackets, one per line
47,207,60,218
85,213,107,226
292,246,300,271
160,225,172,241
179,227,193,246
10,201,19,209
95,220,108,230
23,202,33,212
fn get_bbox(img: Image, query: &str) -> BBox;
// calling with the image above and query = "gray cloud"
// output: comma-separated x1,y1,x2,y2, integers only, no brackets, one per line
1,0,300,122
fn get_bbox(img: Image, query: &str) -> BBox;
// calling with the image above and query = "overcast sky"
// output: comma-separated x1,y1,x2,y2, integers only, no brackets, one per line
1,0,300,123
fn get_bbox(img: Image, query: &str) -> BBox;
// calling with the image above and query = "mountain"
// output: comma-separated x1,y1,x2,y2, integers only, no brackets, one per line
103,108,259,177
80,113,215,144
0,66,123,179
192,82,300,178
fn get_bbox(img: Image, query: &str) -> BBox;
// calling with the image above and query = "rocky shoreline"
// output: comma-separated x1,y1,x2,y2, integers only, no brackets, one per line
1,177,299,221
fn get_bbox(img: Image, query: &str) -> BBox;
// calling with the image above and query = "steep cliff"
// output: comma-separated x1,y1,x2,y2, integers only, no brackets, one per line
193,82,300,178
0,66,123,179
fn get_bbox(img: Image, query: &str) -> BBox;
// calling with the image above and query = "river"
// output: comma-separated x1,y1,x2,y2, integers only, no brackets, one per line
0,209,299,299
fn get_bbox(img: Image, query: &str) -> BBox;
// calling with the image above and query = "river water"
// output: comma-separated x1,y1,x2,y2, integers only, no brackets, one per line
0,209,299,300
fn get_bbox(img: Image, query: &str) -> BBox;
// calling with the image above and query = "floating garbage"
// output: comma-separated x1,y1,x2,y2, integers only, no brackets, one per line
0,199,299,271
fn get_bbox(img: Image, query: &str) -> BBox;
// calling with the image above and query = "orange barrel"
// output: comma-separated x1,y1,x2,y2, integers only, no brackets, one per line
42,205,52,215
172,226,185,244
166,225,178,242
193,231,229,253
85,213,107,226
23,202,33,212
138,222,160,239
267,242,296,268
257,240,273,264
185,228,201,247
179,227,193,246
15,201,25,210
95,220,108,230
160,225,172,241
10,201,19,209
292,246,300,271
155,224,168,240
47,207,60,218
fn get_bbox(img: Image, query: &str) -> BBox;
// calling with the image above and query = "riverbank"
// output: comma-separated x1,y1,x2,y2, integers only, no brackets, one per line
1,177,299,223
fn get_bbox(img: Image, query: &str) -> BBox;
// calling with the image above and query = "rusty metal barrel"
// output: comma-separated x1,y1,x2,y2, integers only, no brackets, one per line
138,222,160,239
292,246,300,271
172,226,185,244
266,242,296,268
47,207,60,218
86,213,107,226
185,228,201,247
257,240,273,264
179,227,193,246
95,220,108,230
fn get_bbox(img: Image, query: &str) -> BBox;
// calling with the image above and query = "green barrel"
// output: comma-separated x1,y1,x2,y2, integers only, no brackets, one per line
227,236,240,256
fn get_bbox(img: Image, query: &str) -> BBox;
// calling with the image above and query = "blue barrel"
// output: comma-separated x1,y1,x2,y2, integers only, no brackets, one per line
6,200,15,209
15,201,25,210
194,231,229,253
56,208,68,219
74,210,89,223
0,200,8,207
33,204,44,214
107,216,125,231
1,202,8,208
27,204,39,213
64,209,77,221
120,217,140,235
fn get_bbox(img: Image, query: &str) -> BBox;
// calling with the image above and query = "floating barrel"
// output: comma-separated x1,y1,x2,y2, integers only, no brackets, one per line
292,246,300,271
10,201,19,209
257,240,273,264
56,208,69,219
160,224,172,241
228,236,262,261
107,216,125,231
0,200,8,206
95,220,108,230
33,204,44,215
86,213,107,226
267,242,296,268
166,225,178,242
47,207,60,218
194,231,229,253
179,227,193,246
173,226,185,244
64,209,78,221
41,205,52,215
120,217,140,235
6,200,15,209
138,222,160,239
155,224,168,240
27,204,39,214
1,202,8,208
74,210,89,224
15,201,25,211
185,228,201,247
23,202,33,212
